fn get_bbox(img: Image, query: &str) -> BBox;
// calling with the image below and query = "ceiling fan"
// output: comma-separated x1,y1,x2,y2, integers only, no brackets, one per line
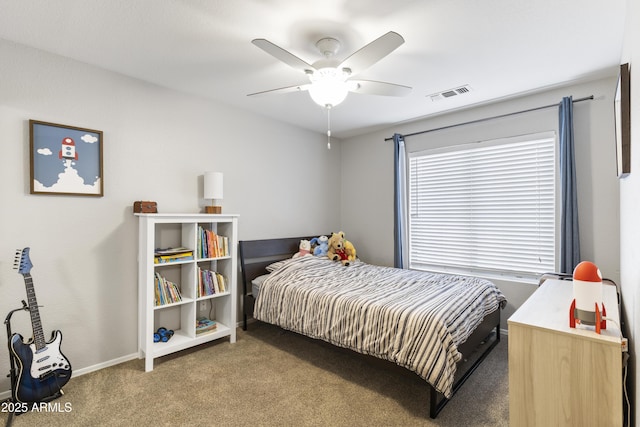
248,31,412,109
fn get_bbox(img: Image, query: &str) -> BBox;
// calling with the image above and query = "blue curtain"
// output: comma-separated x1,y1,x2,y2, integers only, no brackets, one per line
393,133,406,268
559,96,580,273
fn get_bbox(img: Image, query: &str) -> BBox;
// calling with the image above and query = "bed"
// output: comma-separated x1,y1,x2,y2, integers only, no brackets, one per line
239,236,506,418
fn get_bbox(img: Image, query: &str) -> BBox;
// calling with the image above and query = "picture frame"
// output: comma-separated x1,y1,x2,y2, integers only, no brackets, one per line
29,120,104,196
614,63,630,178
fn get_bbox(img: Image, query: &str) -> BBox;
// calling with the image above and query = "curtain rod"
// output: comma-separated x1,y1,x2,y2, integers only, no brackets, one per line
385,95,594,141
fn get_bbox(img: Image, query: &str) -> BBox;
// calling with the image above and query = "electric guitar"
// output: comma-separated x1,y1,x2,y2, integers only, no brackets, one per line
10,247,72,403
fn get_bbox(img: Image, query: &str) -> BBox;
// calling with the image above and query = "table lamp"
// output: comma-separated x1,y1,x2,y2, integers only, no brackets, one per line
204,172,223,214
570,260,606,333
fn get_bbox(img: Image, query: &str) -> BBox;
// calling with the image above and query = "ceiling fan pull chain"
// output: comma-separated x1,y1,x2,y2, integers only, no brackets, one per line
327,106,331,149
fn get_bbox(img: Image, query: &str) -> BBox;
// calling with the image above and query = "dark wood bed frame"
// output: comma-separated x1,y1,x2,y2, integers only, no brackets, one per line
239,236,502,419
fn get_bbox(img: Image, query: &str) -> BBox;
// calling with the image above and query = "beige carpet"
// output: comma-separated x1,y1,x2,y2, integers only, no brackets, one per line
0,322,508,426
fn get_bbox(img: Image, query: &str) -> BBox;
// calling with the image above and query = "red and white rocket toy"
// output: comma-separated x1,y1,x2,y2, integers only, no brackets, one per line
59,137,78,160
569,261,606,334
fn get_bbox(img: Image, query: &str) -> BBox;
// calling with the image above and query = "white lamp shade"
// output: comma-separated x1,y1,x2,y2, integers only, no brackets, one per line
308,79,349,107
308,67,350,107
204,172,223,200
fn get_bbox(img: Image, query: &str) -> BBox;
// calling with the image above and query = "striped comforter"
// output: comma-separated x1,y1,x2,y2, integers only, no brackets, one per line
253,256,506,397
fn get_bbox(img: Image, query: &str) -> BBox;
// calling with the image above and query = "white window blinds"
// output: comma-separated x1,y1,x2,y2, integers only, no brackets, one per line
408,133,556,279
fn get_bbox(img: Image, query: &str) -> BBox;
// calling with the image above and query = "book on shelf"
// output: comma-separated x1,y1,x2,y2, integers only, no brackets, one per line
215,272,226,292
154,272,182,306
197,227,229,258
154,247,194,264
155,247,192,255
198,267,227,296
196,318,217,334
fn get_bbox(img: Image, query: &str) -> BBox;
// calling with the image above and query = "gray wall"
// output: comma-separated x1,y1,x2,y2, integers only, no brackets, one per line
341,76,621,330
0,39,342,395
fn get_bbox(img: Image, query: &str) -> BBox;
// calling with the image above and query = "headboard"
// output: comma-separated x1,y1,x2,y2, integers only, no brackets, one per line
238,235,327,329
238,235,329,294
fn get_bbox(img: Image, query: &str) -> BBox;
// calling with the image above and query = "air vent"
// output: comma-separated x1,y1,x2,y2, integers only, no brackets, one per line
428,85,472,101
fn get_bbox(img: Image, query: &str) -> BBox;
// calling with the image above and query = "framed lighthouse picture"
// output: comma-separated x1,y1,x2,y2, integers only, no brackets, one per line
29,120,103,196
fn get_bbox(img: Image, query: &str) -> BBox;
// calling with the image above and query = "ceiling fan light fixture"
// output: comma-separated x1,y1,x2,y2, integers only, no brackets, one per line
308,67,350,108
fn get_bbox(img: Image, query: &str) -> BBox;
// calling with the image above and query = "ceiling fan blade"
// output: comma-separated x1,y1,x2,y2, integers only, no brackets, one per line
247,83,311,97
252,39,315,74
339,31,405,76
349,80,412,97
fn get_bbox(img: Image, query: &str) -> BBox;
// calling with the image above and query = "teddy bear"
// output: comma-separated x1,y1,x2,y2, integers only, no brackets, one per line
327,231,355,266
344,238,357,262
310,235,329,257
292,239,312,258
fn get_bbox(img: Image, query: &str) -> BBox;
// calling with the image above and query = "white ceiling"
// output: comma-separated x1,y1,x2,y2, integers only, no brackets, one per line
0,0,628,138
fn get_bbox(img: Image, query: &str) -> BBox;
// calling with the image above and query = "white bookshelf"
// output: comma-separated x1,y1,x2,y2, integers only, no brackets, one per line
136,213,238,371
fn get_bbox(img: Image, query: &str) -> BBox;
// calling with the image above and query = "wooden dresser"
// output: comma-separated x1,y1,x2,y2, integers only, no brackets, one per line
508,279,623,426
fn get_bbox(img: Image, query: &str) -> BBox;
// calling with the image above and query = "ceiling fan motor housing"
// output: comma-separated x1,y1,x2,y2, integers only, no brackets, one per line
315,37,341,57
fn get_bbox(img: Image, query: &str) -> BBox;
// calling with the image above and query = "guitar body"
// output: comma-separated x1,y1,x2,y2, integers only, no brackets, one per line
10,329,72,403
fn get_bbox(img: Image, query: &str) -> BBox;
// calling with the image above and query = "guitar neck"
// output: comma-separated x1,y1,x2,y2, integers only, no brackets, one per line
23,273,46,350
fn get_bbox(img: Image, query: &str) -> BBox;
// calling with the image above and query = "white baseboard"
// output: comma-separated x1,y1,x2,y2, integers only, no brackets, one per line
0,352,139,401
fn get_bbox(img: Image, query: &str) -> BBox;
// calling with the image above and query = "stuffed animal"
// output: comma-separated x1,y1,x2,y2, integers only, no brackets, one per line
310,235,329,257
344,238,357,262
309,237,319,253
293,239,312,258
327,231,352,266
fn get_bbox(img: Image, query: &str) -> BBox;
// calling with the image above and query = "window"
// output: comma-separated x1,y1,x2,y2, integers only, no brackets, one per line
407,132,556,280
